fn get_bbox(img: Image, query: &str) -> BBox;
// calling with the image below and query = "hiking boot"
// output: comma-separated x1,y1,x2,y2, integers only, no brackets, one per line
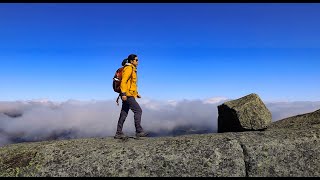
136,131,149,137
114,133,127,139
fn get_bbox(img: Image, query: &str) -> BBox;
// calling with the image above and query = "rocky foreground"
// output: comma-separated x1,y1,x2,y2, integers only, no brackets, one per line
0,94,320,177
0,115,319,176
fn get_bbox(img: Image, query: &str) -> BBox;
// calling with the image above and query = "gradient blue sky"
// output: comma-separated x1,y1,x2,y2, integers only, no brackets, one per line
1,3,319,102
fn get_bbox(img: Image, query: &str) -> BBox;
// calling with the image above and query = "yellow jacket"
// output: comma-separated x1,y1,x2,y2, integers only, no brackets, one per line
120,63,138,97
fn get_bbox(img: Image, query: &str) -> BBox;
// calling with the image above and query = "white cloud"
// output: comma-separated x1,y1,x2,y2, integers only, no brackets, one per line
203,97,229,104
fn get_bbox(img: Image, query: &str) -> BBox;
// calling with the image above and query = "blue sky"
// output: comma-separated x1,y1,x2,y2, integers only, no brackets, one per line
0,3,319,102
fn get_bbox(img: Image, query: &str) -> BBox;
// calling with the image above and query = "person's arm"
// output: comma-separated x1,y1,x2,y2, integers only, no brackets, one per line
120,66,132,99
137,87,141,98
136,72,141,98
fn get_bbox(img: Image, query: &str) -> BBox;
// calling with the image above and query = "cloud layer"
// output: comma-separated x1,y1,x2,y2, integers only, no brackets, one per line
1,97,320,147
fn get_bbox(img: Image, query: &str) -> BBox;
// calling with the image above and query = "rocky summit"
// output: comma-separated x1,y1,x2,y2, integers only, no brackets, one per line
0,94,319,177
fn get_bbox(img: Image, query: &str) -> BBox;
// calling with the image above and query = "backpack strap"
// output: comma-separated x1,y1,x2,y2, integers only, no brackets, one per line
127,65,134,85
116,94,120,106
126,65,134,82
116,65,134,106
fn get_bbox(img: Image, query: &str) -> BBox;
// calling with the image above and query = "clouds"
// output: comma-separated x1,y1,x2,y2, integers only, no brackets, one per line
1,98,320,147
266,101,320,121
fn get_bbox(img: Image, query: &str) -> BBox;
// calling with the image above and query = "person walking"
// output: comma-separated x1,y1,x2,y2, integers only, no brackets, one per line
114,54,148,139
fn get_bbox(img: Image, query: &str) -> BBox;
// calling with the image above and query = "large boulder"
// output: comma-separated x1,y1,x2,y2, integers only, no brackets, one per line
217,93,272,133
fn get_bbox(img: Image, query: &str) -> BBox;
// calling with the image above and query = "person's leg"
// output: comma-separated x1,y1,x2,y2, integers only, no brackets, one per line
116,100,130,135
127,97,144,133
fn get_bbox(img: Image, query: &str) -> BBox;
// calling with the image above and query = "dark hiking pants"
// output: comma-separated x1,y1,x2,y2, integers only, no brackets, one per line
116,96,144,134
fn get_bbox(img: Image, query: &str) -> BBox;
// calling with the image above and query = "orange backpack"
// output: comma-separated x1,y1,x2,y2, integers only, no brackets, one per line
112,63,133,105
112,67,124,93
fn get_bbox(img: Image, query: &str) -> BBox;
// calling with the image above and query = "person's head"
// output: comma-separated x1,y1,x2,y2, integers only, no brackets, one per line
121,58,128,66
127,54,139,66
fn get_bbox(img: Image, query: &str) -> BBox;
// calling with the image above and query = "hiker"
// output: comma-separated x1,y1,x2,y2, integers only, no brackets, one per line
114,54,148,139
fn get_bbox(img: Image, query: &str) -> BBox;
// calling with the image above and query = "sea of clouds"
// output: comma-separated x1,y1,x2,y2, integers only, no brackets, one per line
1,97,320,147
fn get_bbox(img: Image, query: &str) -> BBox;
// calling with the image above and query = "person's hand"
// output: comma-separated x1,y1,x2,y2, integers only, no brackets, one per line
122,96,127,101
137,94,141,98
